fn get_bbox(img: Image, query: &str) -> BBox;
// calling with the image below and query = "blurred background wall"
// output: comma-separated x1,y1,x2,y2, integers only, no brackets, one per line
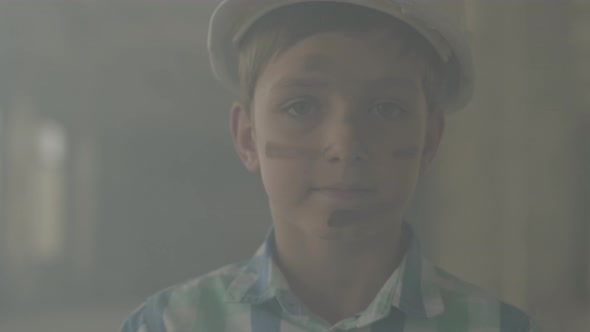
0,1,588,331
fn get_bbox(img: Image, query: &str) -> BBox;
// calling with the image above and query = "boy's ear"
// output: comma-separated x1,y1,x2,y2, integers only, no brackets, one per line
230,102,260,172
420,110,445,174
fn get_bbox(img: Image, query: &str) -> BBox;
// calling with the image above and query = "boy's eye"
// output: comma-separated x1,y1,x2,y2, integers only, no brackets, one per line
369,102,406,119
281,99,318,117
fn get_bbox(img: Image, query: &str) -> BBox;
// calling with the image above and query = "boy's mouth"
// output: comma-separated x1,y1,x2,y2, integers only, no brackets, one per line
313,184,375,199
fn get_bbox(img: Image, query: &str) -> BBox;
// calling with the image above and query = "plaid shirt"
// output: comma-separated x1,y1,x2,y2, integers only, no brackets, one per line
121,223,540,332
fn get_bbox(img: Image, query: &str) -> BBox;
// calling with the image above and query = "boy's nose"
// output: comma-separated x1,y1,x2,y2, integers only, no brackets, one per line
322,118,368,164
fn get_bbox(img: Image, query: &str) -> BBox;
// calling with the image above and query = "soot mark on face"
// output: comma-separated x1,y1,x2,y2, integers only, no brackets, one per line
265,142,320,160
266,142,419,161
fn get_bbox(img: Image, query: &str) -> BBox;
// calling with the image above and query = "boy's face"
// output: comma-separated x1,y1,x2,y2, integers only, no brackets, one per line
231,29,444,241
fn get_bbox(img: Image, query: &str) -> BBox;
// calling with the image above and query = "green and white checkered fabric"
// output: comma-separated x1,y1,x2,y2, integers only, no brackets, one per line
121,223,540,331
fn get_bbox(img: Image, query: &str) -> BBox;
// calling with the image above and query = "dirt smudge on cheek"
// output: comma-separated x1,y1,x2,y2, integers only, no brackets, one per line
265,141,321,160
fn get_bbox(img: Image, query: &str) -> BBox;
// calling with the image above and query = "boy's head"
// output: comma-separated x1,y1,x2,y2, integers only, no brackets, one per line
209,0,474,113
208,0,473,240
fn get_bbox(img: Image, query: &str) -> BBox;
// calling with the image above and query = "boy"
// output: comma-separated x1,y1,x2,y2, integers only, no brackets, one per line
122,0,540,331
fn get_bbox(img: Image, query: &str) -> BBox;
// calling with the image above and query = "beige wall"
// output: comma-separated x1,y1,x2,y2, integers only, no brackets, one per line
428,2,589,329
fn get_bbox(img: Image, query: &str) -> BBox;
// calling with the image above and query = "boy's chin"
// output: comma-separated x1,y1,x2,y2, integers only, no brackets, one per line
326,209,371,228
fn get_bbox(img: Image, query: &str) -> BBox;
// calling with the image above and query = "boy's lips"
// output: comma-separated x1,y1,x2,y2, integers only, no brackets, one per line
313,184,375,199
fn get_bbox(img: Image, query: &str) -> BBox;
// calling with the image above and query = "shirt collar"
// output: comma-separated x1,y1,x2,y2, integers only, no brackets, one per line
392,224,445,319
224,228,284,304
224,222,445,320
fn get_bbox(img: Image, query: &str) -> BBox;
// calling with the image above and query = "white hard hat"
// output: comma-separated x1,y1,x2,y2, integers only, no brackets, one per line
208,0,474,112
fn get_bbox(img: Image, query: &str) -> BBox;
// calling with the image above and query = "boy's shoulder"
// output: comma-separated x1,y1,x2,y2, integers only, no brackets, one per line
120,261,249,332
431,262,497,299
428,262,538,331
169,260,249,298
151,259,252,309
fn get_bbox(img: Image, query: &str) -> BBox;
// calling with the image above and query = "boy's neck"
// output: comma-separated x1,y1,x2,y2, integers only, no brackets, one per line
272,220,406,325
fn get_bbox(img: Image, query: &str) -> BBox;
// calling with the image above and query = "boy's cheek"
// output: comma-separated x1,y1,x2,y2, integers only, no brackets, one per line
260,160,313,202
265,141,322,160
